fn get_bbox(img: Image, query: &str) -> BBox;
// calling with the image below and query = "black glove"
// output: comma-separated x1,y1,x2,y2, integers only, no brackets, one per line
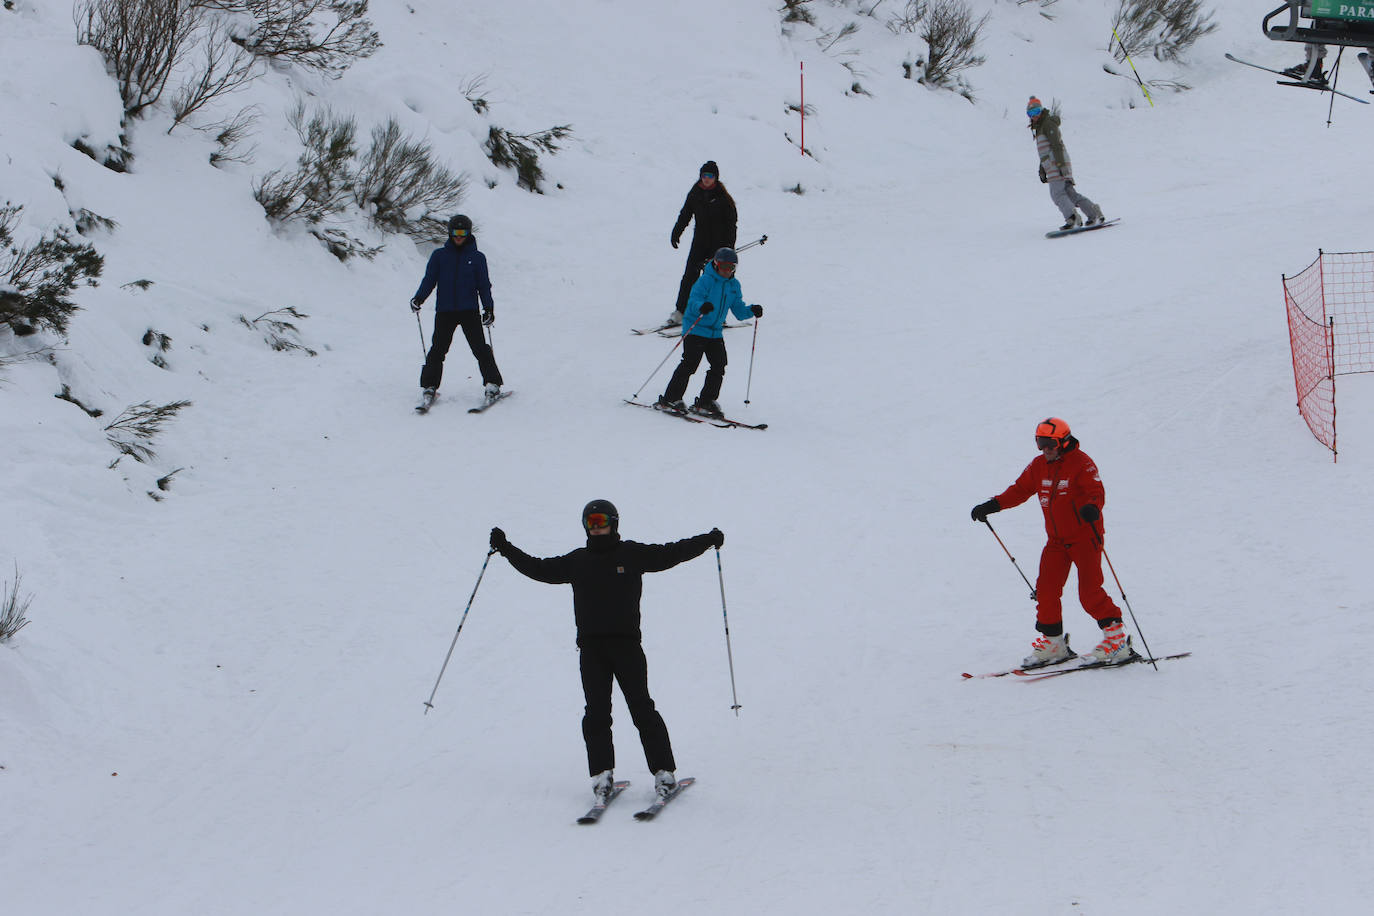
970,498,1001,523
1078,504,1100,523
1038,165,1047,184
751,304,763,318
708,527,724,549
671,232,680,249
699,302,714,315
490,527,508,553
410,297,422,313
482,308,494,327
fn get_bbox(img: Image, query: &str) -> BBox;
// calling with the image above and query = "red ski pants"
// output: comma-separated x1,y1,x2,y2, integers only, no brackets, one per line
1035,538,1120,627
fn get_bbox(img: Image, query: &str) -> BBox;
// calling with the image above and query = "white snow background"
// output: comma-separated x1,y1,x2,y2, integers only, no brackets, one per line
3,1,1373,913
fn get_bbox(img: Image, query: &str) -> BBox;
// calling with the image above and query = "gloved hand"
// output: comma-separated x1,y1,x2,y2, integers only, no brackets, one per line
699,302,714,315
1038,165,1047,184
970,498,1001,523
410,298,422,313
671,232,681,249
708,527,724,549
482,308,495,327
750,304,763,318
1078,504,1100,523
490,527,508,553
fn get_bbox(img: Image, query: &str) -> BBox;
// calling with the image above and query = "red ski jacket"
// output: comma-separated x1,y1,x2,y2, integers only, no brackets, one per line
994,441,1106,543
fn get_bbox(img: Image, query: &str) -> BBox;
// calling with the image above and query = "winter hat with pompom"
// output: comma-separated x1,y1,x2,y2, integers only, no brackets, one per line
1026,96,1044,117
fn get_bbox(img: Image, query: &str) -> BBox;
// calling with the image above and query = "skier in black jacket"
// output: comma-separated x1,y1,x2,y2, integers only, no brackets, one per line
489,500,723,804
666,160,738,327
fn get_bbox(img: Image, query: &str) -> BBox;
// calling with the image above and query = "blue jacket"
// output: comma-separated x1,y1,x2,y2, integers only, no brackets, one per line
683,264,753,339
413,238,493,313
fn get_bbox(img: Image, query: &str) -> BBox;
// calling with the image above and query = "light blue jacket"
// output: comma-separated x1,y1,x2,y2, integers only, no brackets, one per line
683,264,754,339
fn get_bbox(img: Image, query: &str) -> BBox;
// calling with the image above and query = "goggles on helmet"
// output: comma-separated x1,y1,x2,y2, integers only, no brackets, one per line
584,512,613,530
451,228,469,237
714,260,737,273
1035,436,1062,450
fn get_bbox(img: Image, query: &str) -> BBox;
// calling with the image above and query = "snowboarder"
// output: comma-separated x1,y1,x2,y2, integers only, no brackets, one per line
410,214,504,406
666,161,738,328
656,247,762,419
969,418,1133,667
488,501,723,805
1026,97,1105,232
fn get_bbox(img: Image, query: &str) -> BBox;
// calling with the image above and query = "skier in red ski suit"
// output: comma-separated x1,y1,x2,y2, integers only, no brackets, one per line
970,418,1131,667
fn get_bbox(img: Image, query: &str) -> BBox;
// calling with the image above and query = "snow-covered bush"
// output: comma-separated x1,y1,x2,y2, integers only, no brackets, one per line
0,203,104,338
198,0,381,77
917,0,989,90
353,119,468,243
780,0,816,26
103,399,193,465
75,0,200,119
253,103,357,225
0,564,32,643
1111,0,1217,63
483,124,572,194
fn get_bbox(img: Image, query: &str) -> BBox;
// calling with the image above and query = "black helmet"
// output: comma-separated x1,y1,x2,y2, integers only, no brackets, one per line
447,214,473,236
713,247,738,264
582,499,619,535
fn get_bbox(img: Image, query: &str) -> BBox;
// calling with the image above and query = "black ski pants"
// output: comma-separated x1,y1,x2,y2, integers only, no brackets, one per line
674,241,715,314
663,335,727,404
420,310,502,391
578,637,675,777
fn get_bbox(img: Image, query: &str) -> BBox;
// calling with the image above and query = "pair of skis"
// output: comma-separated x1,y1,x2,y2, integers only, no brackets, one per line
631,322,752,338
415,390,514,415
1225,52,1370,104
623,398,768,430
962,651,1192,682
576,777,695,824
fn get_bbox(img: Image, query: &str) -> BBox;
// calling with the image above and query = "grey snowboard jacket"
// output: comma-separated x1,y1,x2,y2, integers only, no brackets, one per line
1031,112,1073,183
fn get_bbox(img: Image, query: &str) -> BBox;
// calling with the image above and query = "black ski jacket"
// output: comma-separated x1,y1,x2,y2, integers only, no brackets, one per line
672,183,738,251
501,534,715,643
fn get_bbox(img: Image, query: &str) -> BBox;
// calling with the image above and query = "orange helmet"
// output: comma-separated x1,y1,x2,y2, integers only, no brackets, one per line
1034,417,1071,447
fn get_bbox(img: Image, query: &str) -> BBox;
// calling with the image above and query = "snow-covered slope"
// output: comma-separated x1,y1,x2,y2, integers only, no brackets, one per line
3,1,1373,912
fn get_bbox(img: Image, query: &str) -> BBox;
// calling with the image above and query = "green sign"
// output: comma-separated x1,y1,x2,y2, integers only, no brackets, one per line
1309,1,1374,21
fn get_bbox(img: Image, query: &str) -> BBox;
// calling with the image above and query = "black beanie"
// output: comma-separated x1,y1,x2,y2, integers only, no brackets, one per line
700,160,719,177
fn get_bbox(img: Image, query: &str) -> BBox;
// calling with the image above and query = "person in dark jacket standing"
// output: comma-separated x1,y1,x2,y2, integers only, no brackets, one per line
410,214,504,405
489,500,723,804
969,418,1132,668
666,161,738,327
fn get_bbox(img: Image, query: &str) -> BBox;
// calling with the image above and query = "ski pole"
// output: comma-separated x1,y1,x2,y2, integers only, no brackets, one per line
629,309,708,401
1091,521,1159,671
981,519,1036,601
714,547,742,716
743,317,760,405
415,310,427,358
423,547,497,714
1109,26,1154,107
735,234,768,254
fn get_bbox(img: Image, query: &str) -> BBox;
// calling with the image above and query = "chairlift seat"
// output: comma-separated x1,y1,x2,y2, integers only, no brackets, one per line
1265,1,1374,47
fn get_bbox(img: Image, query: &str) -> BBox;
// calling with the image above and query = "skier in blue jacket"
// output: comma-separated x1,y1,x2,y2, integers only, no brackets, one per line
656,247,762,419
410,214,504,404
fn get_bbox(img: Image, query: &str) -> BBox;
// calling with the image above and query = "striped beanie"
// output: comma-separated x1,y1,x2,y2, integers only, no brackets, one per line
1026,96,1044,117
